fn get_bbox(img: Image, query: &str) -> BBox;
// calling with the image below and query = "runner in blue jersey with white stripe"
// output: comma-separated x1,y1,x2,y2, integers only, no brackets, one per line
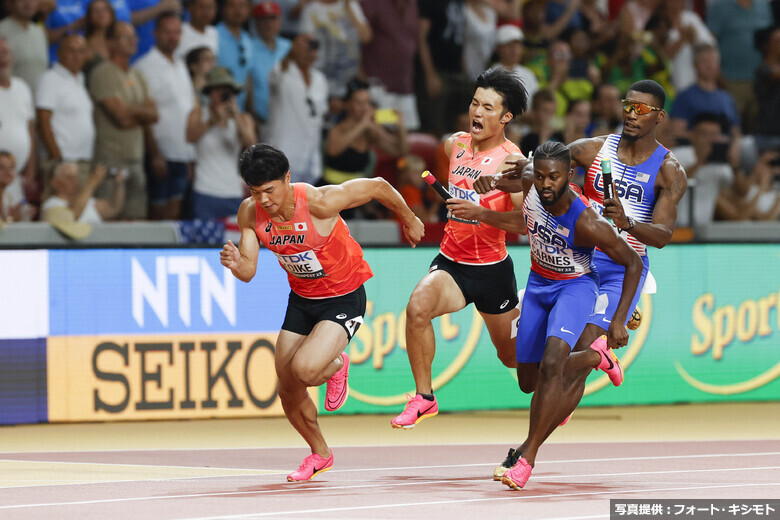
478,81,688,487
495,141,644,490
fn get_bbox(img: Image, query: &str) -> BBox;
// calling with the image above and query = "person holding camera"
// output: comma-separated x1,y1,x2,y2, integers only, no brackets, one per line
321,78,407,219
672,112,735,226
322,78,407,186
186,66,256,220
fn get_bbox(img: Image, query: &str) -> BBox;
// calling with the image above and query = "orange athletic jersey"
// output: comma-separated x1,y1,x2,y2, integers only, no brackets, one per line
440,134,521,264
254,183,373,298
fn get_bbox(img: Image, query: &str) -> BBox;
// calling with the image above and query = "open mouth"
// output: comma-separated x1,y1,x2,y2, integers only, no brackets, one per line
624,122,639,130
471,120,483,133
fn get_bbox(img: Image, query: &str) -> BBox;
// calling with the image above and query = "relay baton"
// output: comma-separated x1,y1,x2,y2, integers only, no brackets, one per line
422,170,452,201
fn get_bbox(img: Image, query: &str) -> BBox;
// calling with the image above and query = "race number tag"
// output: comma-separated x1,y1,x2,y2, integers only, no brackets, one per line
448,185,480,225
274,250,326,279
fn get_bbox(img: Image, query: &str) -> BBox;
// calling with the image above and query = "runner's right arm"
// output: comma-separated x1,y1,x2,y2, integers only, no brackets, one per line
220,198,260,282
309,179,425,246
575,210,642,349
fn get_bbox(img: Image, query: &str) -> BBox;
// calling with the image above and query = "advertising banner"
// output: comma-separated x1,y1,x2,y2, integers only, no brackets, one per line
0,244,777,424
45,249,303,422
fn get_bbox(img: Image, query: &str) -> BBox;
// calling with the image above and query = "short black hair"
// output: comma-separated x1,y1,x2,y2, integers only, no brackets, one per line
475,67,529,120
185,45,211,70
343,77,370,101
155,11,181,31
534,140,571,167
239,143,290,186
692,111,730,134
626,79,666,108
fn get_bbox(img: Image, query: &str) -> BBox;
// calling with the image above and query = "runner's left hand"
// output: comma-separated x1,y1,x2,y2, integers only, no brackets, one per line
402,215,425,247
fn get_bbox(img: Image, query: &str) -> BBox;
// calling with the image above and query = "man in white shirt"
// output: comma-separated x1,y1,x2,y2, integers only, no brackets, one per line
0,37,36,208
266,33,328,185
176,0,219,61
136,12,196,220
0,0,48,93
36,34,95,199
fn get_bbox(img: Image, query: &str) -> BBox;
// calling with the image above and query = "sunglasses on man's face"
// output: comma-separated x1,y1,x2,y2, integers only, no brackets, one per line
622,99,662,115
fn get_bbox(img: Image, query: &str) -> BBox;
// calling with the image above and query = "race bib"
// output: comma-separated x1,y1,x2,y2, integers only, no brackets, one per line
274,250,326,279
448,185,480,225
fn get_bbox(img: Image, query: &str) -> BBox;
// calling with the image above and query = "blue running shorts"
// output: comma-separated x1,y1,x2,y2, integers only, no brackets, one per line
587,250,650,330
516,271,599,364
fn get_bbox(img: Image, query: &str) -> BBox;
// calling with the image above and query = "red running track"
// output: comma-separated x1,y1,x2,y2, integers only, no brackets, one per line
1,440,779,519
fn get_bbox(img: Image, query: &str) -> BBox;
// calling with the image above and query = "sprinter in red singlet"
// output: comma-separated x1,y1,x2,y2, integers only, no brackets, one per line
221,144,424,482
391,68,530,429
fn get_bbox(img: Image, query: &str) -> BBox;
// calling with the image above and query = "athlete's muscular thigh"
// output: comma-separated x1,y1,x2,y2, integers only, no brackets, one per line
407,270,467,323
275,329,307,386
290,320,349,386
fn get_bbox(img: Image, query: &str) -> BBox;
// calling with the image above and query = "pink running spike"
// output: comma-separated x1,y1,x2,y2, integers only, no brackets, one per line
591,335,624,386
391,393,439,429
501,457,533,490
325,352,350,411
287,450,334,482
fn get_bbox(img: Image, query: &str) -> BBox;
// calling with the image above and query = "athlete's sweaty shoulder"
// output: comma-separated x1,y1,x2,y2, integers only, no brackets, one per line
655,150,688,204
568,136,607,168
444,131,469,158
573,202,612,249
237,197,257,230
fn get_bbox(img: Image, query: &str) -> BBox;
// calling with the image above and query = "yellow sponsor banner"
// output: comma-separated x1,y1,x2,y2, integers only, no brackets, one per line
47,333,314,422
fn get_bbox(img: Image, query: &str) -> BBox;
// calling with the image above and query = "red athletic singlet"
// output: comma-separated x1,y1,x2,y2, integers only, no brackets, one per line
254,183,373,298
440,133,521,264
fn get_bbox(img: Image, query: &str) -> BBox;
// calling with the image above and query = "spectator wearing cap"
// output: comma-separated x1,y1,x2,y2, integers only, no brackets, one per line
360,0,420,131
248,1,291,127
494,24,539,100
266,32,328,185
89,21,159,220
0,0,49,94
216,0,253,110
299,0,371,99
177,0,219,62
185,66,256,220
36,34,95,200
136,12,196,220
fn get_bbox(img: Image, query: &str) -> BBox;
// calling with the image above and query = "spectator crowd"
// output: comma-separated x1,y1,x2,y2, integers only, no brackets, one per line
0,0,777,231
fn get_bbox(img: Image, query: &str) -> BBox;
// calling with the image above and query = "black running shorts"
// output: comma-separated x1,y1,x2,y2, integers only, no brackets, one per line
429,253,519,314
281,285,366,340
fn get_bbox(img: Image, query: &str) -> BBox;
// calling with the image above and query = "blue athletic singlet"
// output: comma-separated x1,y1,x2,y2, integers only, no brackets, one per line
516,186,600,363
584,134,668,256
584,134,664,328
524,185,595,280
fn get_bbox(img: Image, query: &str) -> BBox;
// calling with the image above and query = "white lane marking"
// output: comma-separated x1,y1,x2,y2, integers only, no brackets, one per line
1,464,778,510
184,482,780,519
1,451,779,490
